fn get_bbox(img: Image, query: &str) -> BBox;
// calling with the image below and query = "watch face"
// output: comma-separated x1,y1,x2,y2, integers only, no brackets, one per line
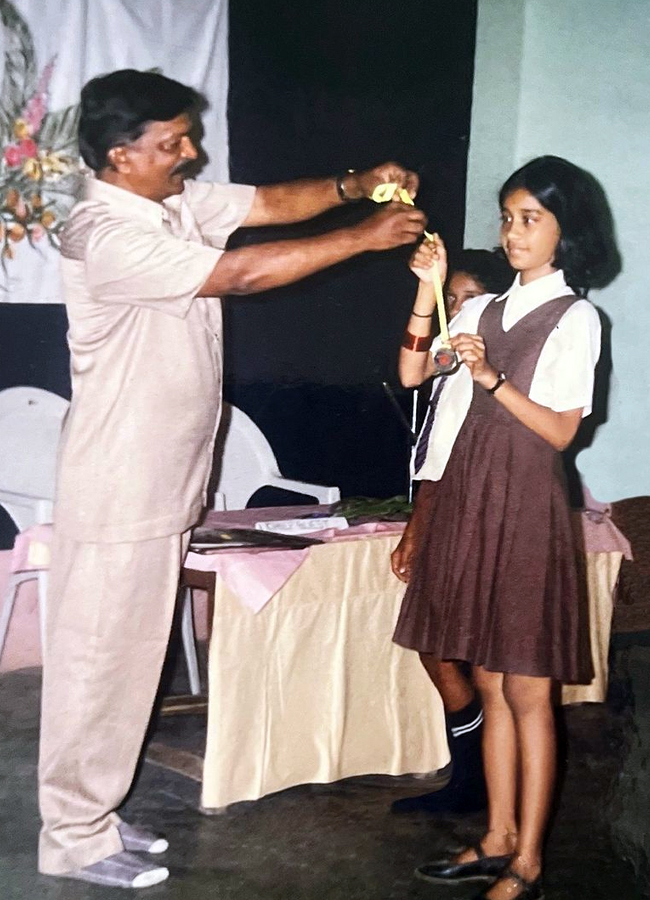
433,347,460,374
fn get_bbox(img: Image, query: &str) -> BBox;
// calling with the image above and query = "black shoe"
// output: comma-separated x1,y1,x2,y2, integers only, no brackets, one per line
391,776,487,815
471,868,544,899
414,844,511,884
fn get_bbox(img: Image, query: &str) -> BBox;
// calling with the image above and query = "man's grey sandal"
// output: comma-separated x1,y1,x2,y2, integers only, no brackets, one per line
118,821,169,854
64,850,169,889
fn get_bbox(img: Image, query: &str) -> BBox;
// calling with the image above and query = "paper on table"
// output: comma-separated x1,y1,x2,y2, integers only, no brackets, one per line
255,516,349,535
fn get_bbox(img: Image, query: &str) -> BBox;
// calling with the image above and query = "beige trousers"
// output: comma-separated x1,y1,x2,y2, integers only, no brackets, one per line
38,528,190,874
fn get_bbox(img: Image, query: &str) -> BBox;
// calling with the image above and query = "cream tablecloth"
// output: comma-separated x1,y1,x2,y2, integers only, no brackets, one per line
187,502,631,809
200,531,448,811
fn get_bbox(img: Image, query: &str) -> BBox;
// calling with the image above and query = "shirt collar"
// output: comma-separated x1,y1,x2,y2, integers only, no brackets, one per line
84,176,165,228
495,269,570,305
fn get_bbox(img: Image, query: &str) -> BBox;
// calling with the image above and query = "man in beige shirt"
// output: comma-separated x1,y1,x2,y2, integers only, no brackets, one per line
38,69,427,889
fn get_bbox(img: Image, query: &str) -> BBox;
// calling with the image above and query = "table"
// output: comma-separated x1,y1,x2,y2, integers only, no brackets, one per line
182,504,631,810
184,512,449,811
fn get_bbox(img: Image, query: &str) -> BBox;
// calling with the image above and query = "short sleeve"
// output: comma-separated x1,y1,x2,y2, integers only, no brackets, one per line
179,180,256,248
529,300,601,415
85,219,222,317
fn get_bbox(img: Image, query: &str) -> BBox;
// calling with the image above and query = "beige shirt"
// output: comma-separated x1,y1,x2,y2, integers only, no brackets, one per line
56,177,255,542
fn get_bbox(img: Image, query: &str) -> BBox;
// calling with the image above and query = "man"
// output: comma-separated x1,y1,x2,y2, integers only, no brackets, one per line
38,69,426,889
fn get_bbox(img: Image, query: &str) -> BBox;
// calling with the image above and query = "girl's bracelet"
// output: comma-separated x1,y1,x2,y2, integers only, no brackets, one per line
402,331,433,352
411,310,434,318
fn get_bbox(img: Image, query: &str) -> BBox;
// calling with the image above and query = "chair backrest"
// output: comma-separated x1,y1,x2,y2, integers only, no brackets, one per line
211,403,284,511
0,387,69,530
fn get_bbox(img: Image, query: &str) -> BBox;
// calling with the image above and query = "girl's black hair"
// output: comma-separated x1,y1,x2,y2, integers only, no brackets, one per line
79,69,200,172
499,155,618,297
448,248,514,296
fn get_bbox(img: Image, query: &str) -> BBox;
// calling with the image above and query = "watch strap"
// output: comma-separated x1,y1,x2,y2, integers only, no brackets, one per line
486,371,506,394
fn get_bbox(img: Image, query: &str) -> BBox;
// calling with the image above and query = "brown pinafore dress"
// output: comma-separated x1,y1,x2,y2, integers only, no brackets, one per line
393,294,592,683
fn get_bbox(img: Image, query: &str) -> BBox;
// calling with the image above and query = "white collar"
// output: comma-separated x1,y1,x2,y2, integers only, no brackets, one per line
495,270,571,306
84,176,165,228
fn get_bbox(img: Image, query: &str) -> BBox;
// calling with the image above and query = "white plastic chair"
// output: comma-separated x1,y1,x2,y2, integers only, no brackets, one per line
0,386,67,531
0,387,199,694
211,402,341,511
179,401,341,693
0,387,68,657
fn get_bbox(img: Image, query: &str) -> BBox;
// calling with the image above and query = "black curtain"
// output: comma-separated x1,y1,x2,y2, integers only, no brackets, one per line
224,0,477,499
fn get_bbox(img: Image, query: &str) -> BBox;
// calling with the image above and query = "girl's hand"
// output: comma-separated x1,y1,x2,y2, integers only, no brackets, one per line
390,530,418,583
449,333,498,388
409,233,447,284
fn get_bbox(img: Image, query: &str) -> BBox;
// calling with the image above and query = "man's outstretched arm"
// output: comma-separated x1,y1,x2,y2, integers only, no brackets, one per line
243,162,419,227
197,202,427,297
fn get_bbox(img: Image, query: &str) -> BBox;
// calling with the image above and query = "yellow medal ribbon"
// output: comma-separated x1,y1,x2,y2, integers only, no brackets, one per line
371,182,449,344
370,182,434,240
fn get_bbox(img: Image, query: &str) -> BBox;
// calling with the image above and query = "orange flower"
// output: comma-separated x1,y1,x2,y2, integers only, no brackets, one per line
8,223,25,242
5,188,19,210
11,194,28,220
40,152,71,176
40,209,56,228
22,157,42,181
13,118,31,140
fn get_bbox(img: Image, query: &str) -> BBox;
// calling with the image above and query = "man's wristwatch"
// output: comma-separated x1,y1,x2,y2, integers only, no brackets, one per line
486,371,507,394
335,169,359,203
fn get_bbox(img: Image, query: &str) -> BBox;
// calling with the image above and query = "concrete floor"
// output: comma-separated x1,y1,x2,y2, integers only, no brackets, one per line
0,665,643,900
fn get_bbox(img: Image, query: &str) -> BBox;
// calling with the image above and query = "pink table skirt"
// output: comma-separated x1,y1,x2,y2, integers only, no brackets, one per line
185,508,405,613
0,503,633,671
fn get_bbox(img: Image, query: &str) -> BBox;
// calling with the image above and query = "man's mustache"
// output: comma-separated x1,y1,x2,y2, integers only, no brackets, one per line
171,161,194,176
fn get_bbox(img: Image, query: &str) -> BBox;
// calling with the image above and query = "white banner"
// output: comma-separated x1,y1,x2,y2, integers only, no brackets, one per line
0,0,229,303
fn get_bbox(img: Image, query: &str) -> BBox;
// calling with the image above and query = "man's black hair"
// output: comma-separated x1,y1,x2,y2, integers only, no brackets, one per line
499,155,617,297
78,69,200,172
448,248,514,296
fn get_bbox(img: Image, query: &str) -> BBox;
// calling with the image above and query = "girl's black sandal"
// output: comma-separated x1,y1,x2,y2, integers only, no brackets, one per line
415,843,511,884
471,867,544,900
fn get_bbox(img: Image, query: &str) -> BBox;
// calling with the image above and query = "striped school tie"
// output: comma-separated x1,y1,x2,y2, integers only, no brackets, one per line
413,375,448,473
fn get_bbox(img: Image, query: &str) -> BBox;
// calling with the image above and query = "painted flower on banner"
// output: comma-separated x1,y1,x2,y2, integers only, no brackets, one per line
0,0,80,268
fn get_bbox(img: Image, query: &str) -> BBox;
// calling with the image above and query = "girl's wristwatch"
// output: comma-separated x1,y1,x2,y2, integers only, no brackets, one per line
486,371,507,394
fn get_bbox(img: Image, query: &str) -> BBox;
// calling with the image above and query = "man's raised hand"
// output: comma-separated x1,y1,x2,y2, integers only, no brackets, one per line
346,162,419,202
357,203,427,251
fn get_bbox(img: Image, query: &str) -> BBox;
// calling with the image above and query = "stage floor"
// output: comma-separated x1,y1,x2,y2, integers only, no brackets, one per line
0,653,641,900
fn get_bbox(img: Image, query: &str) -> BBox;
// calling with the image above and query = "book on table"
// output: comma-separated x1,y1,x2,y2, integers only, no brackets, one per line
189,526,323,553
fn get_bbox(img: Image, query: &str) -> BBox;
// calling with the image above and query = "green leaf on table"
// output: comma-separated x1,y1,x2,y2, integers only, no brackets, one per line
331,495,412,522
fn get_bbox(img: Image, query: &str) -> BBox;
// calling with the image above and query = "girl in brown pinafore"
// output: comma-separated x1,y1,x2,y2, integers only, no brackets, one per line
393,157,613,900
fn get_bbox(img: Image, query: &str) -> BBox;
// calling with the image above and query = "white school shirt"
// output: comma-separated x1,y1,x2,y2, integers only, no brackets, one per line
413,270,601,482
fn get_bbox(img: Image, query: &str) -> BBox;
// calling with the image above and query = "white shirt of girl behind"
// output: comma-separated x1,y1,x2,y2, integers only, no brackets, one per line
413,269,601,482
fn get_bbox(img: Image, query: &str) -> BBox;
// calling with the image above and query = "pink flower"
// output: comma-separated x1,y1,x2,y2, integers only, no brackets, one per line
18,139,38,159
24,97,45,133
4,144,22,167
23,56,56,134
30,224,44,242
